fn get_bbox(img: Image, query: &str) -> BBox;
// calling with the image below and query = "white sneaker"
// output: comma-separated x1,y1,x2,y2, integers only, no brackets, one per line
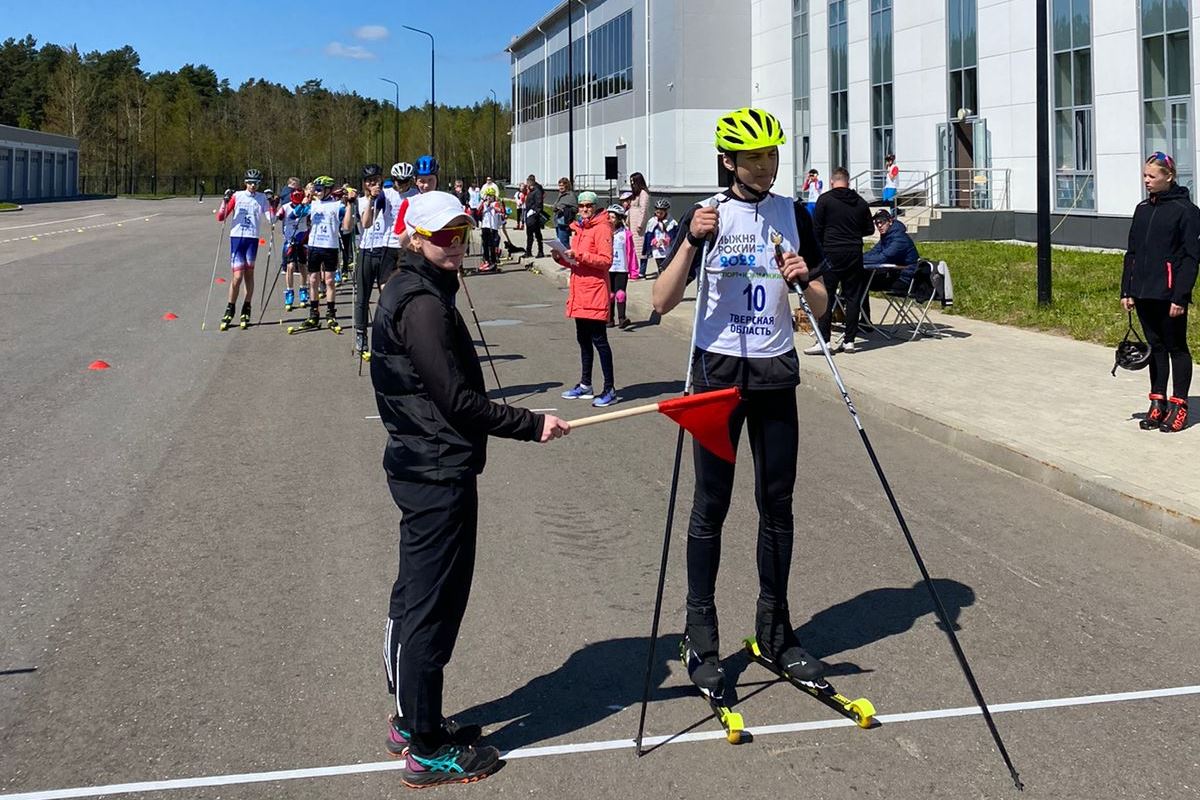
841,340,858,353
803,340,842,356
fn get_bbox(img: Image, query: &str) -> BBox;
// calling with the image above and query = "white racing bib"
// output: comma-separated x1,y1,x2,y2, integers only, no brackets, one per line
694,193,799,358
307,199,344,249
228,191,270,238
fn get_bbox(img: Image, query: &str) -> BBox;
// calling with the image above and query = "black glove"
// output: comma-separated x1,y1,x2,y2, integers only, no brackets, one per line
223,188,234,201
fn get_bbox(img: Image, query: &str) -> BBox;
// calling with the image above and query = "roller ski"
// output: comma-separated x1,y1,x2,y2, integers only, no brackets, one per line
743,636,875,729
680,617,745,744
298,286,310,305
218,303,235,332
238,304,251,330
355,331,371,362
287,308,321,335
284,288,295,312
326,311,343,335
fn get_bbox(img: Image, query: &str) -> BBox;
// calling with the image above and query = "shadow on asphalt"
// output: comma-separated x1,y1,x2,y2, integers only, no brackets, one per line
487,381,563,402
617,379,685,402
457,579,973,751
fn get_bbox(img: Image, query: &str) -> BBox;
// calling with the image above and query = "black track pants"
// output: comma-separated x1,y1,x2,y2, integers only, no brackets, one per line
686,387,798,614
384,477,478,736
355,248,399,334
819,250,869,342
575,318,614,392
1135,298,1192,398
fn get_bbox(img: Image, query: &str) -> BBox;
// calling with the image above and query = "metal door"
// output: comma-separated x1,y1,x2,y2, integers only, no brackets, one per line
0,148,11,201
13,149,27,200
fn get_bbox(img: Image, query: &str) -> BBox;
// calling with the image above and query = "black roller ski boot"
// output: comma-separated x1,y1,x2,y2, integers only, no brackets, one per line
325,304,342,334
239,303,251,330
681,608,744,743
355,330,370,361
218,302,235,331
1141,393,1169,430
744,601,876,728
1161,396,1189,433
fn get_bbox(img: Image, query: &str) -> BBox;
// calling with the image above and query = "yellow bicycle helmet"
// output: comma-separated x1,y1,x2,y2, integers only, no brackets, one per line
715,107,787,152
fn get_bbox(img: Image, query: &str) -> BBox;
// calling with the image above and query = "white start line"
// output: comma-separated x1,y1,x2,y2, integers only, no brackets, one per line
0,214,161,245
1,683,1197,800
0,213,105,231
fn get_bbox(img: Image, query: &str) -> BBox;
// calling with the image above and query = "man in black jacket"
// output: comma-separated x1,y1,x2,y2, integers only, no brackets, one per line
523,174,546,258
372,191,570,788
812,166,873,353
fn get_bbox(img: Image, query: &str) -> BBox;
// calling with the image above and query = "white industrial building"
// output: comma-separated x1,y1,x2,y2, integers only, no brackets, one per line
509,0,1196,246
0,125,80,203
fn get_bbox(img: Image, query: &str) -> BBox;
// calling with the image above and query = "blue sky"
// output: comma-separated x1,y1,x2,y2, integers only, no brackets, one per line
12,1,555,107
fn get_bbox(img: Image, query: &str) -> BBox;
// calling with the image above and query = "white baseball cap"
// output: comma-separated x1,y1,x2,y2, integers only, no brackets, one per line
406,191,477,234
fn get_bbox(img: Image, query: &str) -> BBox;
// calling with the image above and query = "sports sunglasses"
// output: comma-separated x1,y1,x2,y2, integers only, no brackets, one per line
414,224,471,247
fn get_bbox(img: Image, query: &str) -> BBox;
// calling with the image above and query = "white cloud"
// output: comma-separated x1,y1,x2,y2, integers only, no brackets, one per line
325,42,376,60
353,25,389,41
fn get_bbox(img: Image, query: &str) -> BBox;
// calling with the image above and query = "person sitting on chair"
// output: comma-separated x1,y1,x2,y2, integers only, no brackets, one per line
864,209,921,293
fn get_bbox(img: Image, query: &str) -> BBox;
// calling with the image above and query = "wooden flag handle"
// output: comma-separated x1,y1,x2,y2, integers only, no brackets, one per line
568,401,660,429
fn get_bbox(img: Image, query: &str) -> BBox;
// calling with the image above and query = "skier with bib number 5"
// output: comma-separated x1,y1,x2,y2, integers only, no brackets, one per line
651,107,830,709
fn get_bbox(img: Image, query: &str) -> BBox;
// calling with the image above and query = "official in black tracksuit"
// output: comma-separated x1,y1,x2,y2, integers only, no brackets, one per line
812,168,874,350
370,191,570,787
1122,152,1198,433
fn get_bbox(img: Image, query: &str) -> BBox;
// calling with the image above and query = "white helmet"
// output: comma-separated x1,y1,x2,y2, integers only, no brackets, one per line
391,162,415,181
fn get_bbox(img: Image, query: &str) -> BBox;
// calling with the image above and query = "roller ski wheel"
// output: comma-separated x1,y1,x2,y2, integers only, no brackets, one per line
287,317,320,335
680,639,745,745
326,316,343,335
218,314,233,332
743,636,876,729
239,314,250,330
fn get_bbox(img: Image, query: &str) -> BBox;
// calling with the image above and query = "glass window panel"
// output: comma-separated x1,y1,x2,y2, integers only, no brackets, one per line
1073,0,1091,47
1054,53,1073,108
884,83,894,125
1167,31,1190,96
949,0,963,70
1073,50,1092,105
963,0,978,67
873,85,883,125
950,70,963,113
1165,0,1188,30
1053,0,1072,51
883,9,893,82
964,67,978,113
1055,109,1075,168
1075,109,1092,170
871,23,881,85
1143,36,1166,98
1142,0,1164,35
1056,175,1073,207
1144,99,1168,149
1170,100,1190,157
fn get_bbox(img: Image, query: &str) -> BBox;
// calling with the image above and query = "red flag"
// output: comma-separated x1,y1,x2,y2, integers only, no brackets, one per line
658,387,741,463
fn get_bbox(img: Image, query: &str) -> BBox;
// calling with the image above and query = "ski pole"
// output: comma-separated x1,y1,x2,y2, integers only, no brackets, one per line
635,203,718,756
457,268,507,404
201,208,229,331
774,239,1023,791
258,221,281,325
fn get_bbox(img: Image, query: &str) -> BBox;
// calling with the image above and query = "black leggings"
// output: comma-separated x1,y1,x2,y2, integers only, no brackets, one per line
687,387,797,615
819,251,868,342
524,216,544,255
1135,298,1192,398
575,318,614,391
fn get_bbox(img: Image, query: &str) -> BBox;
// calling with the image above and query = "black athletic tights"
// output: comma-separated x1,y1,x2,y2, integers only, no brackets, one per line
575,318,614,392
687,387,797,615
1135,298,1192,398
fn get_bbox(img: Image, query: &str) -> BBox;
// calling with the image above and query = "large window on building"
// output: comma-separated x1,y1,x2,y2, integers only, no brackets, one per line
948,0,977,117
829,0,849,170
1053,0,1094,210
1141,0,1193,189
792,0,811,192
588,10,633,103
870,0,894,195
547,37,586,115
517,60,544,124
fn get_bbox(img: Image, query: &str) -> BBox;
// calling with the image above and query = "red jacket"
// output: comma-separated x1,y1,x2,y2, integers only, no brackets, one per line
565,214,613,321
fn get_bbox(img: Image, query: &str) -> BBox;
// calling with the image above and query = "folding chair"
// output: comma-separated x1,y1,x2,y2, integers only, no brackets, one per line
884,260,953,340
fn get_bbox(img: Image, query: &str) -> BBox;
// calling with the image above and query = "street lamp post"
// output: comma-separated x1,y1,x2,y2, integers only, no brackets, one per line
488,89,497,179
402,25,436,157
380,77,400,166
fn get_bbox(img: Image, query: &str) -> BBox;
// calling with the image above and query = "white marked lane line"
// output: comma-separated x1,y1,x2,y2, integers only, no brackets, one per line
1,683,1198,800
0,213,105,231
0,214,160,244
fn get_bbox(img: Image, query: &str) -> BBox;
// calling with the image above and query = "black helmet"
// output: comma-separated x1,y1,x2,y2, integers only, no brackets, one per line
362,163,383,179
244,168,263,183
1111,313,1151,377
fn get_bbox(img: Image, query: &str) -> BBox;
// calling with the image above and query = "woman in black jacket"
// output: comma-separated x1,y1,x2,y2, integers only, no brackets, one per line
371,191,570,787
1122,152,1198,433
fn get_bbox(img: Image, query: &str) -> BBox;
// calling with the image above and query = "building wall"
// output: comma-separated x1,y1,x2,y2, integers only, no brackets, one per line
0,125,79,202
511,1,1198,223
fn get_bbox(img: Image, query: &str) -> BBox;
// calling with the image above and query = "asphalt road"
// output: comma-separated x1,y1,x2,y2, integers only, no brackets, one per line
1,198,1198,799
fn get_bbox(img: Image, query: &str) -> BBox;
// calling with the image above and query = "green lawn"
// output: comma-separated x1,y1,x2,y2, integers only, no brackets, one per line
0,202,19,211
918,241,1199,359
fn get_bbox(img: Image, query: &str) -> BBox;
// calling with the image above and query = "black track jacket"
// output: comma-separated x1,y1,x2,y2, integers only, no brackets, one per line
1122,184,1200,306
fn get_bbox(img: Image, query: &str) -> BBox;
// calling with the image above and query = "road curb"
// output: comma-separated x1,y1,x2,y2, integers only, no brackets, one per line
521,257,1200,548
